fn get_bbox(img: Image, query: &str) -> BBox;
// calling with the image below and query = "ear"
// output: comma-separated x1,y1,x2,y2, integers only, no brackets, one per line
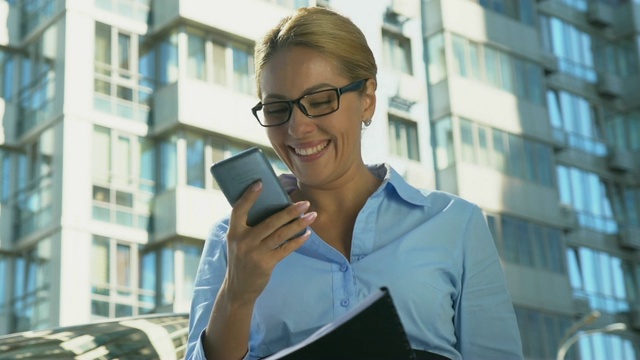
361,78,377,121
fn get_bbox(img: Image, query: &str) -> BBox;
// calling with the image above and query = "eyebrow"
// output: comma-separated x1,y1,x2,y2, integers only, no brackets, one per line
262,82,337,102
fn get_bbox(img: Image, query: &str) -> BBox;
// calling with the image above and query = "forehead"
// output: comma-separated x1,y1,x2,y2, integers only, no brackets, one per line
260,47,346,98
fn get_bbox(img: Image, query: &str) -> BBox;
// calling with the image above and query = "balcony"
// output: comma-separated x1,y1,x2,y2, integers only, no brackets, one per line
151,79,269,146
596,73,624,99
607,148,635,173
151,0,290,40
618,225,640,250
153,185,230,242
587,2,614,28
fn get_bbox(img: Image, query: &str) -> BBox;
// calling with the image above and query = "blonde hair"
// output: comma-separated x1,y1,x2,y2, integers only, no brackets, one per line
254,7,377,98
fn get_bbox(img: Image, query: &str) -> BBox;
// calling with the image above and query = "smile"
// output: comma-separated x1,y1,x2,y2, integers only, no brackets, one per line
292,141,329,156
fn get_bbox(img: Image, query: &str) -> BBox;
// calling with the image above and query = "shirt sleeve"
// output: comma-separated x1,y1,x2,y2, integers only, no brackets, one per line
454,205,524,359
185,219,230,360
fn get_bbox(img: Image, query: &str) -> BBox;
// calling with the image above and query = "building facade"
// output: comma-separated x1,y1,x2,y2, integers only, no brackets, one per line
0,0,638,359
424,0,640,358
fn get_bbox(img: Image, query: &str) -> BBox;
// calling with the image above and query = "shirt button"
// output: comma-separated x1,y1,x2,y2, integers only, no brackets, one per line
340,264,348,272
340,299,350,307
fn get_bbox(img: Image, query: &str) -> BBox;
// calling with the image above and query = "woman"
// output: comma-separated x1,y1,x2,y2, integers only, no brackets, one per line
186,6,523,360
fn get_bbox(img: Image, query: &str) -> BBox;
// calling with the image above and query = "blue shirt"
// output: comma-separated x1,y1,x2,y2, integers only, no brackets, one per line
186,164,523,360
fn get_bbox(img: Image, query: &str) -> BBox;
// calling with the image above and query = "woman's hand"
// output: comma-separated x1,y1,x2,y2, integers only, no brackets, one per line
224,181,317,305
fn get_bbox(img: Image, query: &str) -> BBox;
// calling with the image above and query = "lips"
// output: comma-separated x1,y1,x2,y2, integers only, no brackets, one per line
290,141,330,156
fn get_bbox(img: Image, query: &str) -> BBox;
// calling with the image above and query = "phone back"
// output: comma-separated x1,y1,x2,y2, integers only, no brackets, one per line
210,147,293,227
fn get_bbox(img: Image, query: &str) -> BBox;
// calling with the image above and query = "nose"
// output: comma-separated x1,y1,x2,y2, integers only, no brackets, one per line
287,104,315,137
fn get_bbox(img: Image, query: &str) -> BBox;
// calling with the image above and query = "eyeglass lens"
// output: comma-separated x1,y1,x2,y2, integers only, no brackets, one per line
259,89,339,126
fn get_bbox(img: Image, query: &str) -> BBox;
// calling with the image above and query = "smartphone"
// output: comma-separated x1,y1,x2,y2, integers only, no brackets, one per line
210,147,306,237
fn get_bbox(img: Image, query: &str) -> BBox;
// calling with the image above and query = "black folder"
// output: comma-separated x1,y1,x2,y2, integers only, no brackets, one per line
262,287,448,360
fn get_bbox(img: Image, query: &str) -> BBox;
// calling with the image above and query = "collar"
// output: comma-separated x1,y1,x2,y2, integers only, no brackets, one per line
278,163,432,207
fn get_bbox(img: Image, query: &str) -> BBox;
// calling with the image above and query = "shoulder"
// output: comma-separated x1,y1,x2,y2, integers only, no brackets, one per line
383,164,479,215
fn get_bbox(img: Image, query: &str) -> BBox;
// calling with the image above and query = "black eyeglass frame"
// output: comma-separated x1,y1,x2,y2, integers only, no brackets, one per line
251,79,368,127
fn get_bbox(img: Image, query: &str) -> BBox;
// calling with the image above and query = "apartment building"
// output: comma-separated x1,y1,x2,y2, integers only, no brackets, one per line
424,0,640,358
0,0,639,359
0,0,431,338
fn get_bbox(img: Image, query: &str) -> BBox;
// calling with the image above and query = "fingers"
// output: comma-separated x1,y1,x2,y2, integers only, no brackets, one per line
229,181,263,229
266,211,317,251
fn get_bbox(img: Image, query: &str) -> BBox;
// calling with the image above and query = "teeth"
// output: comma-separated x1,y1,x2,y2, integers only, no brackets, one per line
294,142,328,156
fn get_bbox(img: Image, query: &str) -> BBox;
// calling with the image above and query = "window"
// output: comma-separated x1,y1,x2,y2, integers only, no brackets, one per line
426,33,446,84
546,89,607,156
0,255,7,311
540,16,597,82
0,149,11,203
19,23,57,135
515,307,574,360
14,128,55,239
382,30,413,75
187,31,206,81
94,22,152,122
186,132,205,188
95,0,151,23
159,31,178,85
388,115,420,161
456,118,554,186
475,0,536,26
21,0,59,36
492,215,565,273
91,236,149,318
92,126,153,230
434,117,454,170
450,34,543,104
232,45,255,95
556,165,618,233
12,238,52,332
566,246,637,316
0,49,16,101
604,111,640,152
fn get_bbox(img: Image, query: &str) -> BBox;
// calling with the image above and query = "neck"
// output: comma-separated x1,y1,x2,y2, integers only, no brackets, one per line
292,163,382,215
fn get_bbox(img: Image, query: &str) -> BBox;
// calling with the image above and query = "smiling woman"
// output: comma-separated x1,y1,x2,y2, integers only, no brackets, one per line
185,6,524,360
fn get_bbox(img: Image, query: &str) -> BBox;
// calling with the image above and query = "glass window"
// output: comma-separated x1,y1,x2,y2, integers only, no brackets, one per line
427,33,447,84
161,247,175,306
12,238,52,332
388,115,420,161
434,117,454,170
452,35,468,77
232,46,254,94
159,31,178,85
187,32,206,80
460,118,476,163
159,135,177,191
485,47,501,87
211,41,227,85
186,132,205,188
382,30,413,75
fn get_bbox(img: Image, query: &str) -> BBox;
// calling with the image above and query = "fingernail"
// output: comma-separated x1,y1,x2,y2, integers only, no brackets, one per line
251,181,263,191
302,212,317,222
296,201,310,212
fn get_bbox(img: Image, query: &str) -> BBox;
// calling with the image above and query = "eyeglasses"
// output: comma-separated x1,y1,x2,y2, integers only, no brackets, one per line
251,79,367,127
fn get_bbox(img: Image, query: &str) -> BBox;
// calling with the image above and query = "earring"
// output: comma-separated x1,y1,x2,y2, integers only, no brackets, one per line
363,119,372,127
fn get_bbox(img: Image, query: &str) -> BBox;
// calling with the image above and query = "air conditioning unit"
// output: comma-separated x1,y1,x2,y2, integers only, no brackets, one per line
618,225,640,250
597,74,624,99
541,52,559,75
573,297,591,316
607,149,635,173
587,2,614,28
560,204,579,231
551,129,568,151
389,0,420,19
